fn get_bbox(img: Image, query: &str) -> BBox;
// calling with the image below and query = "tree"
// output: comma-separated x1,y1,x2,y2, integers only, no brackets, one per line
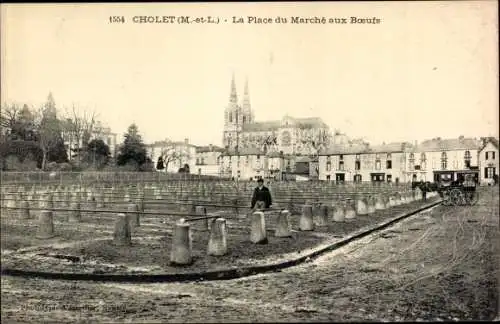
0,103,20,137
156,156,165,170
83,139,110,168
35,94,66,170
157,139,191,172
116,123,149,170
61,104,99,162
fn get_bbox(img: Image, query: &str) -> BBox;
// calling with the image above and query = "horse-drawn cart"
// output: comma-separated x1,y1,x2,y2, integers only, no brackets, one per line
438,172,478,206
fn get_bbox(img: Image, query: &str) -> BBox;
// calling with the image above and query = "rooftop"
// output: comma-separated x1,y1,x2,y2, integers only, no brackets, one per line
195,145,225,153
147,140,196,148
319,142,412,155
412,137,481,152
478,136,499,151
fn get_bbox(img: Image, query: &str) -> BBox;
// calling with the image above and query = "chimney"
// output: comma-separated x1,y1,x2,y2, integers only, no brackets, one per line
184,138,189,145
209,144,213,151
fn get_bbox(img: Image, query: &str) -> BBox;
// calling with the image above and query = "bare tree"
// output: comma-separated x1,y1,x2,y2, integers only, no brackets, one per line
158,139,191,172
0,103,20,138
62,104,99,162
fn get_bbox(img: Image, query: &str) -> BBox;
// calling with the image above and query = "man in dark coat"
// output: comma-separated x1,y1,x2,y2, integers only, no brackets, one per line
251,178,272,210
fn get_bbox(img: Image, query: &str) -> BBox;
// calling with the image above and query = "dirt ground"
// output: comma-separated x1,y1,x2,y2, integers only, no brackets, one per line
1,198,434,274
1,188,498,322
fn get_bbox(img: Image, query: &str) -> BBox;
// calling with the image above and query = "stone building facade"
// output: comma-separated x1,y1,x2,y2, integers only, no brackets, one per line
318,136,484,183
194,144,224,176
318,142,412,183
478,137,499,185
406,137,482,183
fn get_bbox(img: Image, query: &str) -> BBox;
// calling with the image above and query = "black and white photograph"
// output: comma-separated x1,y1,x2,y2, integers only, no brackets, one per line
1,1,499,322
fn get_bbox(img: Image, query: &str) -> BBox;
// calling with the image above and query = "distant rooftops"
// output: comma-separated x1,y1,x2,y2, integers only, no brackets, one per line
412,137,482,152
319,142,413,156
319,137,484,156
195,144,225,153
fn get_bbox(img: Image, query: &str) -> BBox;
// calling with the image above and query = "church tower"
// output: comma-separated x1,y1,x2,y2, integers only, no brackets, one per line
223,74,253,150
241,77,254,124
223,74,242,150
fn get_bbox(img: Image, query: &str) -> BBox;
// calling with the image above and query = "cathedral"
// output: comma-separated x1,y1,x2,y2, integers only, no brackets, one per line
222,75,332,156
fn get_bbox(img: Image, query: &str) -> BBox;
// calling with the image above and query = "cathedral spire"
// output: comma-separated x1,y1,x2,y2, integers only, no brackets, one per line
229,73,238,104
242,76,251,111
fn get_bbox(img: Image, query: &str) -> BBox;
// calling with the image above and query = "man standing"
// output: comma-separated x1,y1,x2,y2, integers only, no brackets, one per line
251,178,272,210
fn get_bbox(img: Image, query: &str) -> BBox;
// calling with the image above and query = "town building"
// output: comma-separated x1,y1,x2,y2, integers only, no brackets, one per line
318,137,484,184
62,121,118,161
194,144,224,176
478,137,499,185
147,138,196,173
318,142,412,183
409,136,482,183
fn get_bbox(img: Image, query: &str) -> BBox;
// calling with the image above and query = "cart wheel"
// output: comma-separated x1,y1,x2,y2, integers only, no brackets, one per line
442,190,451,206
465,190,479,206
450,188,464,206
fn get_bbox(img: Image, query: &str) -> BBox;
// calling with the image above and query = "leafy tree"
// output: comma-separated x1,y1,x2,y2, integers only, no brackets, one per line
83,138,111,168
116,123,149,170
0,140,43,170
36,93,65,170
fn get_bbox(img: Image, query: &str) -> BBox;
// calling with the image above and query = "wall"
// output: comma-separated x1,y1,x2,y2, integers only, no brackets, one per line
479,142,499,185
414,149,479,181
319,152,406,182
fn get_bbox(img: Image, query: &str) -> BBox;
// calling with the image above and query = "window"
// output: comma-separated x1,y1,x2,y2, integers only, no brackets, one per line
196,158,200,164
229,113,232,123
355,160,361,170
464,150,472,168
326,175,331,181
201,158,205,165
355,154,361,161
243,116,246,123
338,160,344,171
339,154,344,160
441,152,448,170
386,153,393,169
485,167,496,179
409,153,415,171
375,154,381,170
486,151,496,160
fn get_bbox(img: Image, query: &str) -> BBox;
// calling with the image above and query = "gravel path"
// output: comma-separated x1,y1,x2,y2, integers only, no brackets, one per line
1,188,498,322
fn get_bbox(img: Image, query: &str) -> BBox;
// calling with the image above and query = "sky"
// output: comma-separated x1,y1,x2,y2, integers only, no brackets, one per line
2,2,498,146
